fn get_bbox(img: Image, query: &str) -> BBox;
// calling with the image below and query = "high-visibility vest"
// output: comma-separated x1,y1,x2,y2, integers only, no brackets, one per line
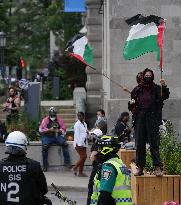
90,157,132,205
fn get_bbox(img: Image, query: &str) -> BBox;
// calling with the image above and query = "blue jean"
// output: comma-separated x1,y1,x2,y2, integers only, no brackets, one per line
41,135,70,167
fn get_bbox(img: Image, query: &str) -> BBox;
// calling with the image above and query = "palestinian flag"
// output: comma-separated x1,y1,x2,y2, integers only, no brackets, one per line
123,14,165,68
65,34,94,67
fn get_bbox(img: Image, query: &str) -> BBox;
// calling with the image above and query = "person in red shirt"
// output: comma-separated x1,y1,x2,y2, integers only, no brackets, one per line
39,107,71,171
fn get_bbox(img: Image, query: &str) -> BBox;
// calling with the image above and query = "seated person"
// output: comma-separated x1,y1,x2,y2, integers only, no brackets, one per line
114,112,131,143
39,107,71,171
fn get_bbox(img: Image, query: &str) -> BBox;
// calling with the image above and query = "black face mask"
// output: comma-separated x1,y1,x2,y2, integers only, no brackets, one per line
144,76,153,84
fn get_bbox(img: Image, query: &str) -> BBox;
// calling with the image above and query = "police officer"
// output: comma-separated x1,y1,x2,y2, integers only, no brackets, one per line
90,135,132,205
0,131,51,205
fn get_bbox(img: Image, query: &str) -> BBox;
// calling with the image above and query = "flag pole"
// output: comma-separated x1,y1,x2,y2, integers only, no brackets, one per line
158,20,165,96
65,52,131,94
160,67,163,96
88,65,131,94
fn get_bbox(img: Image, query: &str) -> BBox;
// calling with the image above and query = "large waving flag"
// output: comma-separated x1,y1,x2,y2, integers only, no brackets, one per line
65,34,94,67
123,14,165,68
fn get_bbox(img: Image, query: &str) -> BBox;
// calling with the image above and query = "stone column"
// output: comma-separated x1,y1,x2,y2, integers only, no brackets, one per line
85,0,103,127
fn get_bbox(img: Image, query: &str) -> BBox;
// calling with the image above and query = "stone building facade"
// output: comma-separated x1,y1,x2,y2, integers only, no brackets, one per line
86,0,181,137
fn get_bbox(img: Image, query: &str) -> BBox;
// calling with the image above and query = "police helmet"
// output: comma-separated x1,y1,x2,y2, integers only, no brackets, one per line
49,107,57,117
5,131,28,155
96,135,121,155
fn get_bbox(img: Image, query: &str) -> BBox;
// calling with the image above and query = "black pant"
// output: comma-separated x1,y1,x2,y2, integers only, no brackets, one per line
87,162,99,205
135,111,162,168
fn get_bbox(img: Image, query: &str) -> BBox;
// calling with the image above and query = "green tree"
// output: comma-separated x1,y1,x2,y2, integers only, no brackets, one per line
46,0,82,51
5,0,49,69
0,0,82,72
0,0,85,100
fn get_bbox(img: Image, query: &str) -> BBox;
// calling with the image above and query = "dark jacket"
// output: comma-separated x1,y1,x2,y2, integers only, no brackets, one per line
115,121,131,142
0,155,48,205
128,83,170,125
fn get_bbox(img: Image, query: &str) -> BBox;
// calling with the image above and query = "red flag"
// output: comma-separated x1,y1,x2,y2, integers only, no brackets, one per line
20,57,25,69
157,21,165,70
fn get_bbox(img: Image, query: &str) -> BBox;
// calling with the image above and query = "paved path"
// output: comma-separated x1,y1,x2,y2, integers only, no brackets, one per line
45,170,91,191
45,170,90,205
46,191,87,205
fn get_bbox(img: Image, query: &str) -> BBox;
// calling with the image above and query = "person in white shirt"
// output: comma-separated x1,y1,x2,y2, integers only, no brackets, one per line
73,112,88,177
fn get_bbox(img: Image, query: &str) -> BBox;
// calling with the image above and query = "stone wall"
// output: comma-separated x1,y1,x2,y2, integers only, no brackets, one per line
106,0,181,136
85,0,103,128
0,142,92,169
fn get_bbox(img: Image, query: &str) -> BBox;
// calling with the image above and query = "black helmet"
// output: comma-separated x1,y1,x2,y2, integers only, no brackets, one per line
96,135,121,156
48,107,57,117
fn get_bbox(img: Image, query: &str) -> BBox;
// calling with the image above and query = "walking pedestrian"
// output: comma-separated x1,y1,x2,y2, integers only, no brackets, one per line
73,112,88,177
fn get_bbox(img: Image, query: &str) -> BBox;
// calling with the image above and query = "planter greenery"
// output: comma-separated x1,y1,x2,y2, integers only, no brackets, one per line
0,83,6,96
132,121,181,205
145,121,181,175
7,112,40,141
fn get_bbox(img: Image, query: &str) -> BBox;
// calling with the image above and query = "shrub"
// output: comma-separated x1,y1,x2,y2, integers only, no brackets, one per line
7,112,40,141
145,121,181,175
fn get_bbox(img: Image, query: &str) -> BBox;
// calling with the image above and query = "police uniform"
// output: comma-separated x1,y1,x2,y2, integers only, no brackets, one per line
90,135,132,205
0,131,49,205
0,156,48,205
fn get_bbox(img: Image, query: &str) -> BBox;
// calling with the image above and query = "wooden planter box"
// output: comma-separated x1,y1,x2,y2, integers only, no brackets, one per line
118,149,136,168
131,175,181,205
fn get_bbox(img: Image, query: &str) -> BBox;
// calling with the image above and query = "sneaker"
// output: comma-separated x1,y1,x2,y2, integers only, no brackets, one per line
134,167,144,176
155,166,163,176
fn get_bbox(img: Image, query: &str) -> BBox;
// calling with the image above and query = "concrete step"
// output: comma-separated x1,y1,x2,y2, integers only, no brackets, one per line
40,100,74,107
65,123,74,128
41,105,75,110
60,114,76,119
63,119,75,123
56,109,76,114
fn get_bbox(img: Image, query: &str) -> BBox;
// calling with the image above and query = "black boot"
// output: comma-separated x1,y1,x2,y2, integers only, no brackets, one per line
43,164,48,172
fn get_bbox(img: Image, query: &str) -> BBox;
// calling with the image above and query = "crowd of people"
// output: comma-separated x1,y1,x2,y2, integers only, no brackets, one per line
0,67,170,204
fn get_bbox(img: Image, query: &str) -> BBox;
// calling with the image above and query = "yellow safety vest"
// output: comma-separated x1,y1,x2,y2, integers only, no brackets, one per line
90,157,132,205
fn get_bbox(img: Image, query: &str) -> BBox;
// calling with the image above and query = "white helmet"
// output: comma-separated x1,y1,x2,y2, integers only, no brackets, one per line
5,131,28,152
92,129,103,137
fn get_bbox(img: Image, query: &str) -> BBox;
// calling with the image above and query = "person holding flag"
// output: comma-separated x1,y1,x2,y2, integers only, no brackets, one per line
128,68,169,176
123,14,170,176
